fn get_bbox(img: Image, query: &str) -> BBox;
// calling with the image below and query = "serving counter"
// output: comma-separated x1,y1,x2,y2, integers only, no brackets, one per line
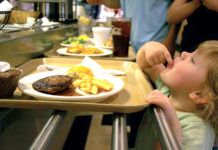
0,24,78,67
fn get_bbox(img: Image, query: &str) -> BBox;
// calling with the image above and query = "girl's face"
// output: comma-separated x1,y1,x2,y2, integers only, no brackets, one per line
160,51,208,93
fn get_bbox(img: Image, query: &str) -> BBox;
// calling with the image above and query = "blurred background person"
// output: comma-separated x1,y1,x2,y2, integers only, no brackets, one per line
87,0,174,53
167,0,218,52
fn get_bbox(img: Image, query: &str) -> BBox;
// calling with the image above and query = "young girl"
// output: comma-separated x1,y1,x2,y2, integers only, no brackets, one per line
136,41,218,149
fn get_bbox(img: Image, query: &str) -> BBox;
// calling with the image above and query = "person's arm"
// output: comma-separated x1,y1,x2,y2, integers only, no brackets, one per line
87,0,121,9
147,90,182,146
203,0,218,12
161,24,181,57
136,42,173,82
167,0,201,24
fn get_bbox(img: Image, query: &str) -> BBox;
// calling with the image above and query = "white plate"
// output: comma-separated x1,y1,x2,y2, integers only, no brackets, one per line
99,45,113,50
18,71,124,102
56,47,113,57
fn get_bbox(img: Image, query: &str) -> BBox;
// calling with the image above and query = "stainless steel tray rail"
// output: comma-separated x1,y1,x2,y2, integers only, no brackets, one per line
133,107,181,150
154,107,182,150
29,110,67,150
153,107,182,150
28,107,181,150
112,113,128,150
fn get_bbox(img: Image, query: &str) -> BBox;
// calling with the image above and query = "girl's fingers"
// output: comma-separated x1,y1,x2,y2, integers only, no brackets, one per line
164,51,173,64
158,55,164,64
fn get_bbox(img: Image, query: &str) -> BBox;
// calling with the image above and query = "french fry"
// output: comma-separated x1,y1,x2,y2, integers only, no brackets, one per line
91,85,98,94
92,78,113,91
69,66,114,94
73,79,83,87
80,83,87,88
80,87,91,93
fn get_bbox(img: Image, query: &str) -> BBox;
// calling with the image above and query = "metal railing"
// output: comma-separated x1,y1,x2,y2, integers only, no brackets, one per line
29,110,67,150
29,107,181,150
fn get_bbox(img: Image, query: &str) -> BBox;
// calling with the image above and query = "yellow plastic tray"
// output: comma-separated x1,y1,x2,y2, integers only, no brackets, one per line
0,58,152,113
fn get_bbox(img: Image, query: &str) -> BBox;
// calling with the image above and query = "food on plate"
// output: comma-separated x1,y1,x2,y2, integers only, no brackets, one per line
0,68,21,97
32,65,113,95
67,45,103,54
32,75,72,94
67,65,93,77
67,65,113,94
61,35,93,46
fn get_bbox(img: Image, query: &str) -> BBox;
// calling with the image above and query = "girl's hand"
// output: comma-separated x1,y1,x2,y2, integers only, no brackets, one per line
147,90,171,110
147,90,182,145
143,41,173,67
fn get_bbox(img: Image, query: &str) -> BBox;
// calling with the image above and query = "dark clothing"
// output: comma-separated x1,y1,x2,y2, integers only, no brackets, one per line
181,6,218,52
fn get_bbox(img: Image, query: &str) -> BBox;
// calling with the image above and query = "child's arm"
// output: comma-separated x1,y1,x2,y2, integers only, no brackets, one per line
136,41,173,82
147,90,182,146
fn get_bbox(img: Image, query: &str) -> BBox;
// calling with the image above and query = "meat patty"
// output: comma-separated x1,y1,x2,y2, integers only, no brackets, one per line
32,75,72,94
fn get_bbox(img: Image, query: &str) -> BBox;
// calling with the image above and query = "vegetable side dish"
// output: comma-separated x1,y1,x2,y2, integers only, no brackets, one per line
62,35,93,46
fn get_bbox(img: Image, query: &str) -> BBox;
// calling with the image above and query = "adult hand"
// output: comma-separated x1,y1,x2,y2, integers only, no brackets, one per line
193,0,202,8
203,0,218,12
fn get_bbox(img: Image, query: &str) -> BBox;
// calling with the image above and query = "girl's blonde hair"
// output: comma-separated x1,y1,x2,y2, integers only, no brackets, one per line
195,40,218,135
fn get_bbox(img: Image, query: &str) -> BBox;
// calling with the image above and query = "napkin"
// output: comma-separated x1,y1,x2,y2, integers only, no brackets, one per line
0,61,10,72
41,16,59,26
81,56,104,72
0,0,13,11
0,0,13,20
80,56,126,76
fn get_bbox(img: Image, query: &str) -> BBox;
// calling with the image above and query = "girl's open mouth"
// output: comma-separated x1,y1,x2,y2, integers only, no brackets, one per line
167,61,174,69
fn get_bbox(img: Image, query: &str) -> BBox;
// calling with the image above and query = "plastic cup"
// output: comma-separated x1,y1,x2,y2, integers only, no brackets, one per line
92,27,112,47
112,18,131,57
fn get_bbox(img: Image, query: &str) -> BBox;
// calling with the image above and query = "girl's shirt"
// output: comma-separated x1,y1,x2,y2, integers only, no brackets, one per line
155,76,215,149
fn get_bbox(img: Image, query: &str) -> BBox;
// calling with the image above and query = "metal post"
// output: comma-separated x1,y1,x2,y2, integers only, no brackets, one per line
29,110,67,150
112,113,128,150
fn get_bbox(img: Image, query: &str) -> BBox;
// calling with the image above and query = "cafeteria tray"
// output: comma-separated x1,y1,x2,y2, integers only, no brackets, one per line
44,46,136,62
0,58,151,113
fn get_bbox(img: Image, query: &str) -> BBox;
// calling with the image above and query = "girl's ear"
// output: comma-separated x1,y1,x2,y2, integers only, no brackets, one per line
189,91,208,104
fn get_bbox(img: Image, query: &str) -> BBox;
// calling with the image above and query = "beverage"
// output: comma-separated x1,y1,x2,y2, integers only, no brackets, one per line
112,18,131,57
92,27,112,47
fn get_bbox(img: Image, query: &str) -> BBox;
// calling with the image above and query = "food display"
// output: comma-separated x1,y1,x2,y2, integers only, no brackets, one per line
67,45,103,54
